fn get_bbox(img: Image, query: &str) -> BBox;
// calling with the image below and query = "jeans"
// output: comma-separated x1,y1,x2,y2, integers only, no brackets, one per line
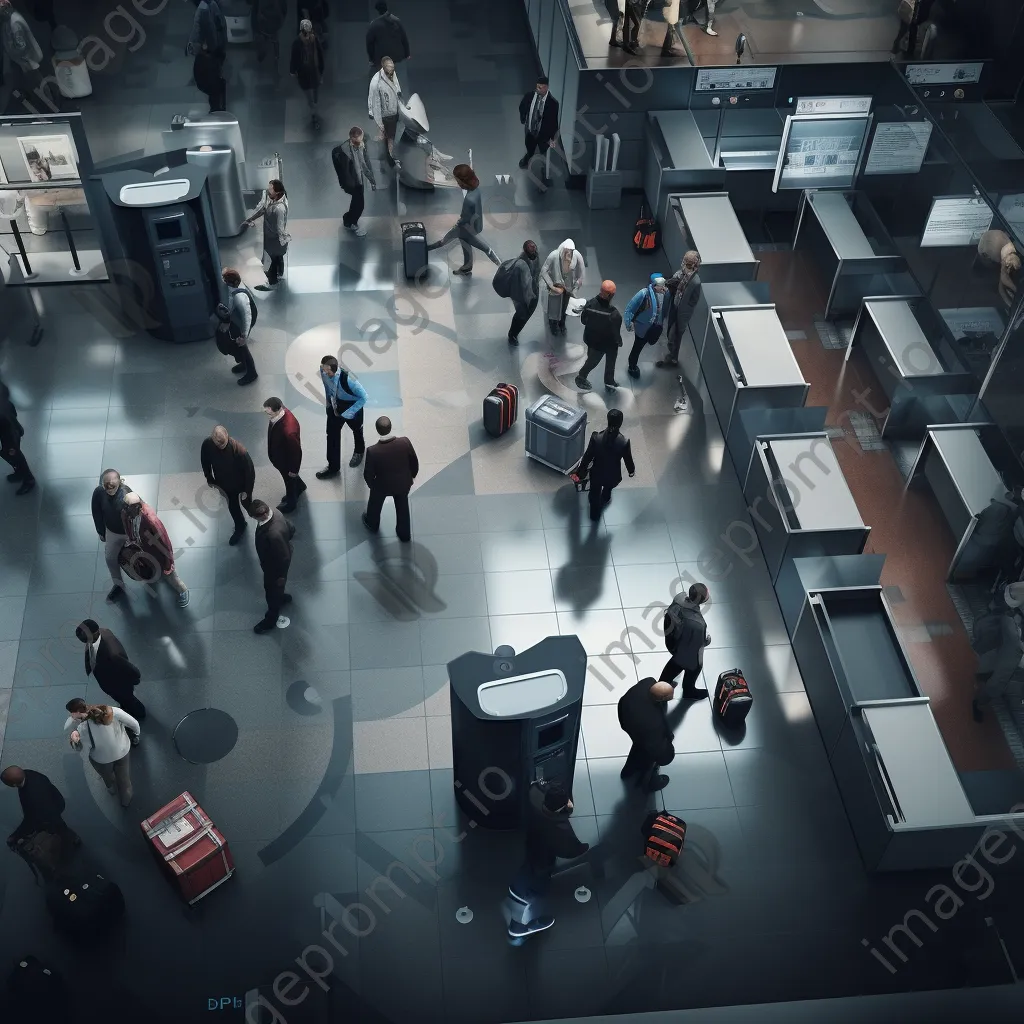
326,407,365,470
343,185,365,227
267,253,285,284
104,531,127,585
233,343,257,379
365,489,411,542
510,297,538,339
89,753,132,807
427,225,496,270
577,346,617,385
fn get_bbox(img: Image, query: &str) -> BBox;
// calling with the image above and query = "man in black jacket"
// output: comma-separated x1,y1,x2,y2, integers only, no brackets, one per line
75,619,145,721
507,239,540,346
575,280,622,392
508,780,589,939
660,582,711,699
332,126,377,237
518,77,559,170
362,416,419,543
249,498,296,634
2,766,79,850
201,425,256,545
366,0,409,77
617,678,676,791
576,408,635,521
659,250,702,369
0,382,34,495
92,469,135,603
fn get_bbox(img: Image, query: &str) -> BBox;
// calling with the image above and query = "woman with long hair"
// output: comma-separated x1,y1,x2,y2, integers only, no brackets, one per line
289,18,324,130
426,164,499,276
243,178,290,290
66,700,140,808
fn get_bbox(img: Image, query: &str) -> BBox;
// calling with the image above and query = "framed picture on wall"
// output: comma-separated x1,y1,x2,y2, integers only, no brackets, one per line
17,135,78,183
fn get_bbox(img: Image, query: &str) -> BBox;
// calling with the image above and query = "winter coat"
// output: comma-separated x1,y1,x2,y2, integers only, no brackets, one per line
617,679,675,766
540,239,584,297
510,253,541,311
580,294,622,352
201,436,255,496
290,33,324,91
624,275,667,338
366,12,410,65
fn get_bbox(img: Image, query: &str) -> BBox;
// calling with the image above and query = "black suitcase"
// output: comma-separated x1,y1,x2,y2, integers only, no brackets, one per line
6,955,70,1015
402,221,427,280
45,870,125,940
714,668,752,727
483,382,519,437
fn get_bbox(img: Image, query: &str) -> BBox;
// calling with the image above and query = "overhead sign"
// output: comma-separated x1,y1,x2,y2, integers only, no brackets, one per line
921,196,993,248
772,114,871,193
863,121,933,175
905,62,984,86
695,67,777,92
795,96,872,116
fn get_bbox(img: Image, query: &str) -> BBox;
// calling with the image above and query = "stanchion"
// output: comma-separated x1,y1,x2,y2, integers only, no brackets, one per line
60,209,88,277
9,219,37,280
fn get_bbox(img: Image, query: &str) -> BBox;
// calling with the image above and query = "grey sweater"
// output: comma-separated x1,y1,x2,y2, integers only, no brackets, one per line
250,192,290,256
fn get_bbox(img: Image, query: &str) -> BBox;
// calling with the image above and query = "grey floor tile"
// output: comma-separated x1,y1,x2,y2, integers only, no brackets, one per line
581,704,631,759
355,769,435,832
0,642,17,688
658,751,736,810
354,717,430,773
479,529,550,572
351,666,426,721
420,616,491,664
556,607,627,656
488,612,559,654
348,620,423,669
484,569,554,615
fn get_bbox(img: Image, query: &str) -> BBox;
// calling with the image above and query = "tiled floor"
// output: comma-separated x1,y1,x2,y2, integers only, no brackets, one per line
0,2,1019,1023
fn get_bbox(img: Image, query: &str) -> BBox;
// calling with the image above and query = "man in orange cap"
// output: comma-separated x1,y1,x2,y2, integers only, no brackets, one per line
575,280,623,393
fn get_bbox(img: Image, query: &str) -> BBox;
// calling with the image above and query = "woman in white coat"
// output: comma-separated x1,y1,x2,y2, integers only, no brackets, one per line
540,238,585,335
66,700,140,808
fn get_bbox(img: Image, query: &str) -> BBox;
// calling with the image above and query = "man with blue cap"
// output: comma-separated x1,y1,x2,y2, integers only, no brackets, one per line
625,273,669,379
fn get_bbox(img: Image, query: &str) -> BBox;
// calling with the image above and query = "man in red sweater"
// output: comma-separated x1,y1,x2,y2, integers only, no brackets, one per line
263,396,306,513
121,493,190,607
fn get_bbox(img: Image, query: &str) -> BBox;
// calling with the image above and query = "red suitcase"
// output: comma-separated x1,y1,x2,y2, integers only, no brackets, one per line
483,381,519,437
141,792,234,904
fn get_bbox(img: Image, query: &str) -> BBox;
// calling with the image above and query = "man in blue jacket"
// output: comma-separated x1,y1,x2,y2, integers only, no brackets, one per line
315,355,369,476
624,273,668,379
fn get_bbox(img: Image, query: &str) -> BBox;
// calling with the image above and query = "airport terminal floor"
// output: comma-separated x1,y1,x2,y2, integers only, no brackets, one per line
1,2,1024,1023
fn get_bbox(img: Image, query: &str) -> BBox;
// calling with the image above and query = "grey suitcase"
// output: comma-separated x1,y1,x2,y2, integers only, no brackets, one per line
525,396,587,473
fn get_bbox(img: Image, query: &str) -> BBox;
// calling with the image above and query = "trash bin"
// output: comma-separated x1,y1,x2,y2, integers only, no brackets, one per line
52,26,92,98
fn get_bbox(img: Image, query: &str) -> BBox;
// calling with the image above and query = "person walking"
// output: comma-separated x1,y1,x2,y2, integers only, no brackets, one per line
315,355,368,475
576,409,635,521
426,164,500,276
243,179,290,290
187,0,226,60
65,700,139,809
215,267,259,384
892,0,934,56
684,0,718,36
92,469,135,604
248,498,295,634
575,280,623,392
290,19,325,130
660,582,711,699
263,397,306,513
193,42,226,112
121,493,190,608
507,781,589,940
0,382,34,495
254,0,287,67
75,619,146,722
333,126,377,237
0,0,42,75
617,678,676,791
541,239,584,335
368,56,403,169
624,273,669,379
362,416,418,543
201,425,256,544
366,1,410,78
507,240,541,346
658,250,702,370
2,766,78,851
518,77,559,170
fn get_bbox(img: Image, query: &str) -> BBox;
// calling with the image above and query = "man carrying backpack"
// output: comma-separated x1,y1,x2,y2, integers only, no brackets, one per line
215,268,259,386
660,582,711,699
496,239,540,346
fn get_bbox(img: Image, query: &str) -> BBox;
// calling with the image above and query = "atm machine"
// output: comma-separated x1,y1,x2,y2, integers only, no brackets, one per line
448,636,586,830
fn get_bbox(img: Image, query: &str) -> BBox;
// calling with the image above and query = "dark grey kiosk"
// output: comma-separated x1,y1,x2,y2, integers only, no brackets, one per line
663,192,759,285
448,636,586,831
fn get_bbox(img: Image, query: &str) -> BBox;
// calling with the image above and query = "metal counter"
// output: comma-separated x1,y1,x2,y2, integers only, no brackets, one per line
664,192,759,284
692,281,771,361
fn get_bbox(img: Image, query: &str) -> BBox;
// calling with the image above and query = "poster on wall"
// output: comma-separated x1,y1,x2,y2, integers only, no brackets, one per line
863,121,932,175
772,114,871,193
920,196,993,248
17,135,78,183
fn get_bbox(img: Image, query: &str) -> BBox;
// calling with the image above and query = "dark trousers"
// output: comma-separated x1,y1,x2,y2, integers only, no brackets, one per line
200,78,226,112
255,31,280,64
511,863,552,904
103,685,146,722
267,254,285,285
365,489,412,542
892,0,933,53
623,1,643,46
588,480,615,521
382,113,399,167
263,572,288,623
233,343,257,379
427,225,495,270
578,345,617,384
510,297,538,339
659,656,701,691
326,407,365,470
621,743,659,786
523,131,551,162
343,185,365,227
2,446,32,482
277,469,307,505
222,489,249,532
627,333,650,369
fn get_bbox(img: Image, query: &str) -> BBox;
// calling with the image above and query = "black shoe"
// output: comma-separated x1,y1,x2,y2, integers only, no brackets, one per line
646,774,670,792
627,365,640,379
610,35,621,47
575,376,592,391
228,527,246,546
508,885,530,905
624,42,640,55
508,916,555,938
605,380,618,391
548,321,558,333
253,618,276,634
316,467,340,480
518,157,528,169
15,477,35,495
398,533,411,543
281,593,292,605
453,266,472,276
972,699,984,723
231,364,246,374
508,334,519,346
361,512,378,534
349,452,364,468
254,283,275,292
295,478,307,495
655,358,679,369
107,584,124,603
277,502,297,513
6,470,23,482
236,373,258,386
682,686,708,701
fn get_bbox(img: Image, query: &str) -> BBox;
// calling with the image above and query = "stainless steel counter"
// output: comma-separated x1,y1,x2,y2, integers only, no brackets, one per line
664,192,758,284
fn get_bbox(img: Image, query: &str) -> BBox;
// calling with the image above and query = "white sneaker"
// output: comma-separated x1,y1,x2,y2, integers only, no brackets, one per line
348,224,367,237
705,24,718,36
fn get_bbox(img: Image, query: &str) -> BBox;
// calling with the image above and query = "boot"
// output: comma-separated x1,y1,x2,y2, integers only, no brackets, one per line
661,24,677,53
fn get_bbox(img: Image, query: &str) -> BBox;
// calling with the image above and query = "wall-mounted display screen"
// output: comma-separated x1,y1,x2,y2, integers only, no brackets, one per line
905,62,984,86
921,196,993,248
695,67,777,92
155,219,184,241
863,121,933,175
772,114,871,193
795,96,872,116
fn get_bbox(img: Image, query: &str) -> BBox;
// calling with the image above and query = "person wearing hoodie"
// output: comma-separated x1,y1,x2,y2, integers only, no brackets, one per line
426,164,500,275
575,280,622,392
200,425,256,544
660,249,702,369
507,780,589,940
121,493,190,608
215,267,259,385
660,582,711,699
366,0,410,75
0,0,42,73
0,382,34,496
540,239,585,335
624,274,669,378
92,470,136,603
576,408,635,521
507,239,541,346
187,0,226,60
368,56,402,169
254,0,287,66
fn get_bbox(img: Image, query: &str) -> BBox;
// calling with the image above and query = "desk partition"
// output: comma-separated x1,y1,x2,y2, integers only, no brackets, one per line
664,192,759,283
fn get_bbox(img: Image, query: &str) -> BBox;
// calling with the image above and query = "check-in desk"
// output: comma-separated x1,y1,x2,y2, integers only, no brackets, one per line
691,108,785,174
907,425,1009,581
664,192,759,284
848,297,976,440
793,190,908,318
703,305,809,478
744,433,869,584
692,281,770,362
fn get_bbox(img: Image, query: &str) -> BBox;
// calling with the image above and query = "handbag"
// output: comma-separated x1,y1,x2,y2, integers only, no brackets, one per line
644,322,664,346
633,201,660,254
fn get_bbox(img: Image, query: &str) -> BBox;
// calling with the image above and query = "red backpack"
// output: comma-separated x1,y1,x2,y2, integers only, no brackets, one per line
633,201,660,254
642,812,687,867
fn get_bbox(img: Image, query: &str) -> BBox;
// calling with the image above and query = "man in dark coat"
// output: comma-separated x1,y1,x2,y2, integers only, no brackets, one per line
0,382,34,495
366,0,409,70
518,77,559,170
332,126,377,237
659,250,702,369
362,416,419,543
507,239,540,347
253,0,287,65
201,425,256,544
660,582,711,699
249,498,295,634
2,766,78,850
617,678,676,791
75,618,145,721
575,280,623,392
193,43,226,112
263,397,306,513
576,408,635,522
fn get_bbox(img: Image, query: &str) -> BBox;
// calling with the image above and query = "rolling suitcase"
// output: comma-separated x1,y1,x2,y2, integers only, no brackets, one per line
525,395,587,473
483,382,519,437
714,668,752,727
45,869,125,940
402,222,427,280
641,812,686,868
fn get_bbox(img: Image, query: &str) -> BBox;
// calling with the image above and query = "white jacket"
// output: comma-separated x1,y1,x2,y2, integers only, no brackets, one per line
65,709,140,764
368,69,402,129
541,238,584,296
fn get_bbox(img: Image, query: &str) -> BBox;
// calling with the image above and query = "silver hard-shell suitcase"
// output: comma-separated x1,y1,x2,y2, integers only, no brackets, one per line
525,396,587,473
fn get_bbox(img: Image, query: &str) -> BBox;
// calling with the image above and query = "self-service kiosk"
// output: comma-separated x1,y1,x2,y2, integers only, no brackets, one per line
448,636,586,830
98,165,222,343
